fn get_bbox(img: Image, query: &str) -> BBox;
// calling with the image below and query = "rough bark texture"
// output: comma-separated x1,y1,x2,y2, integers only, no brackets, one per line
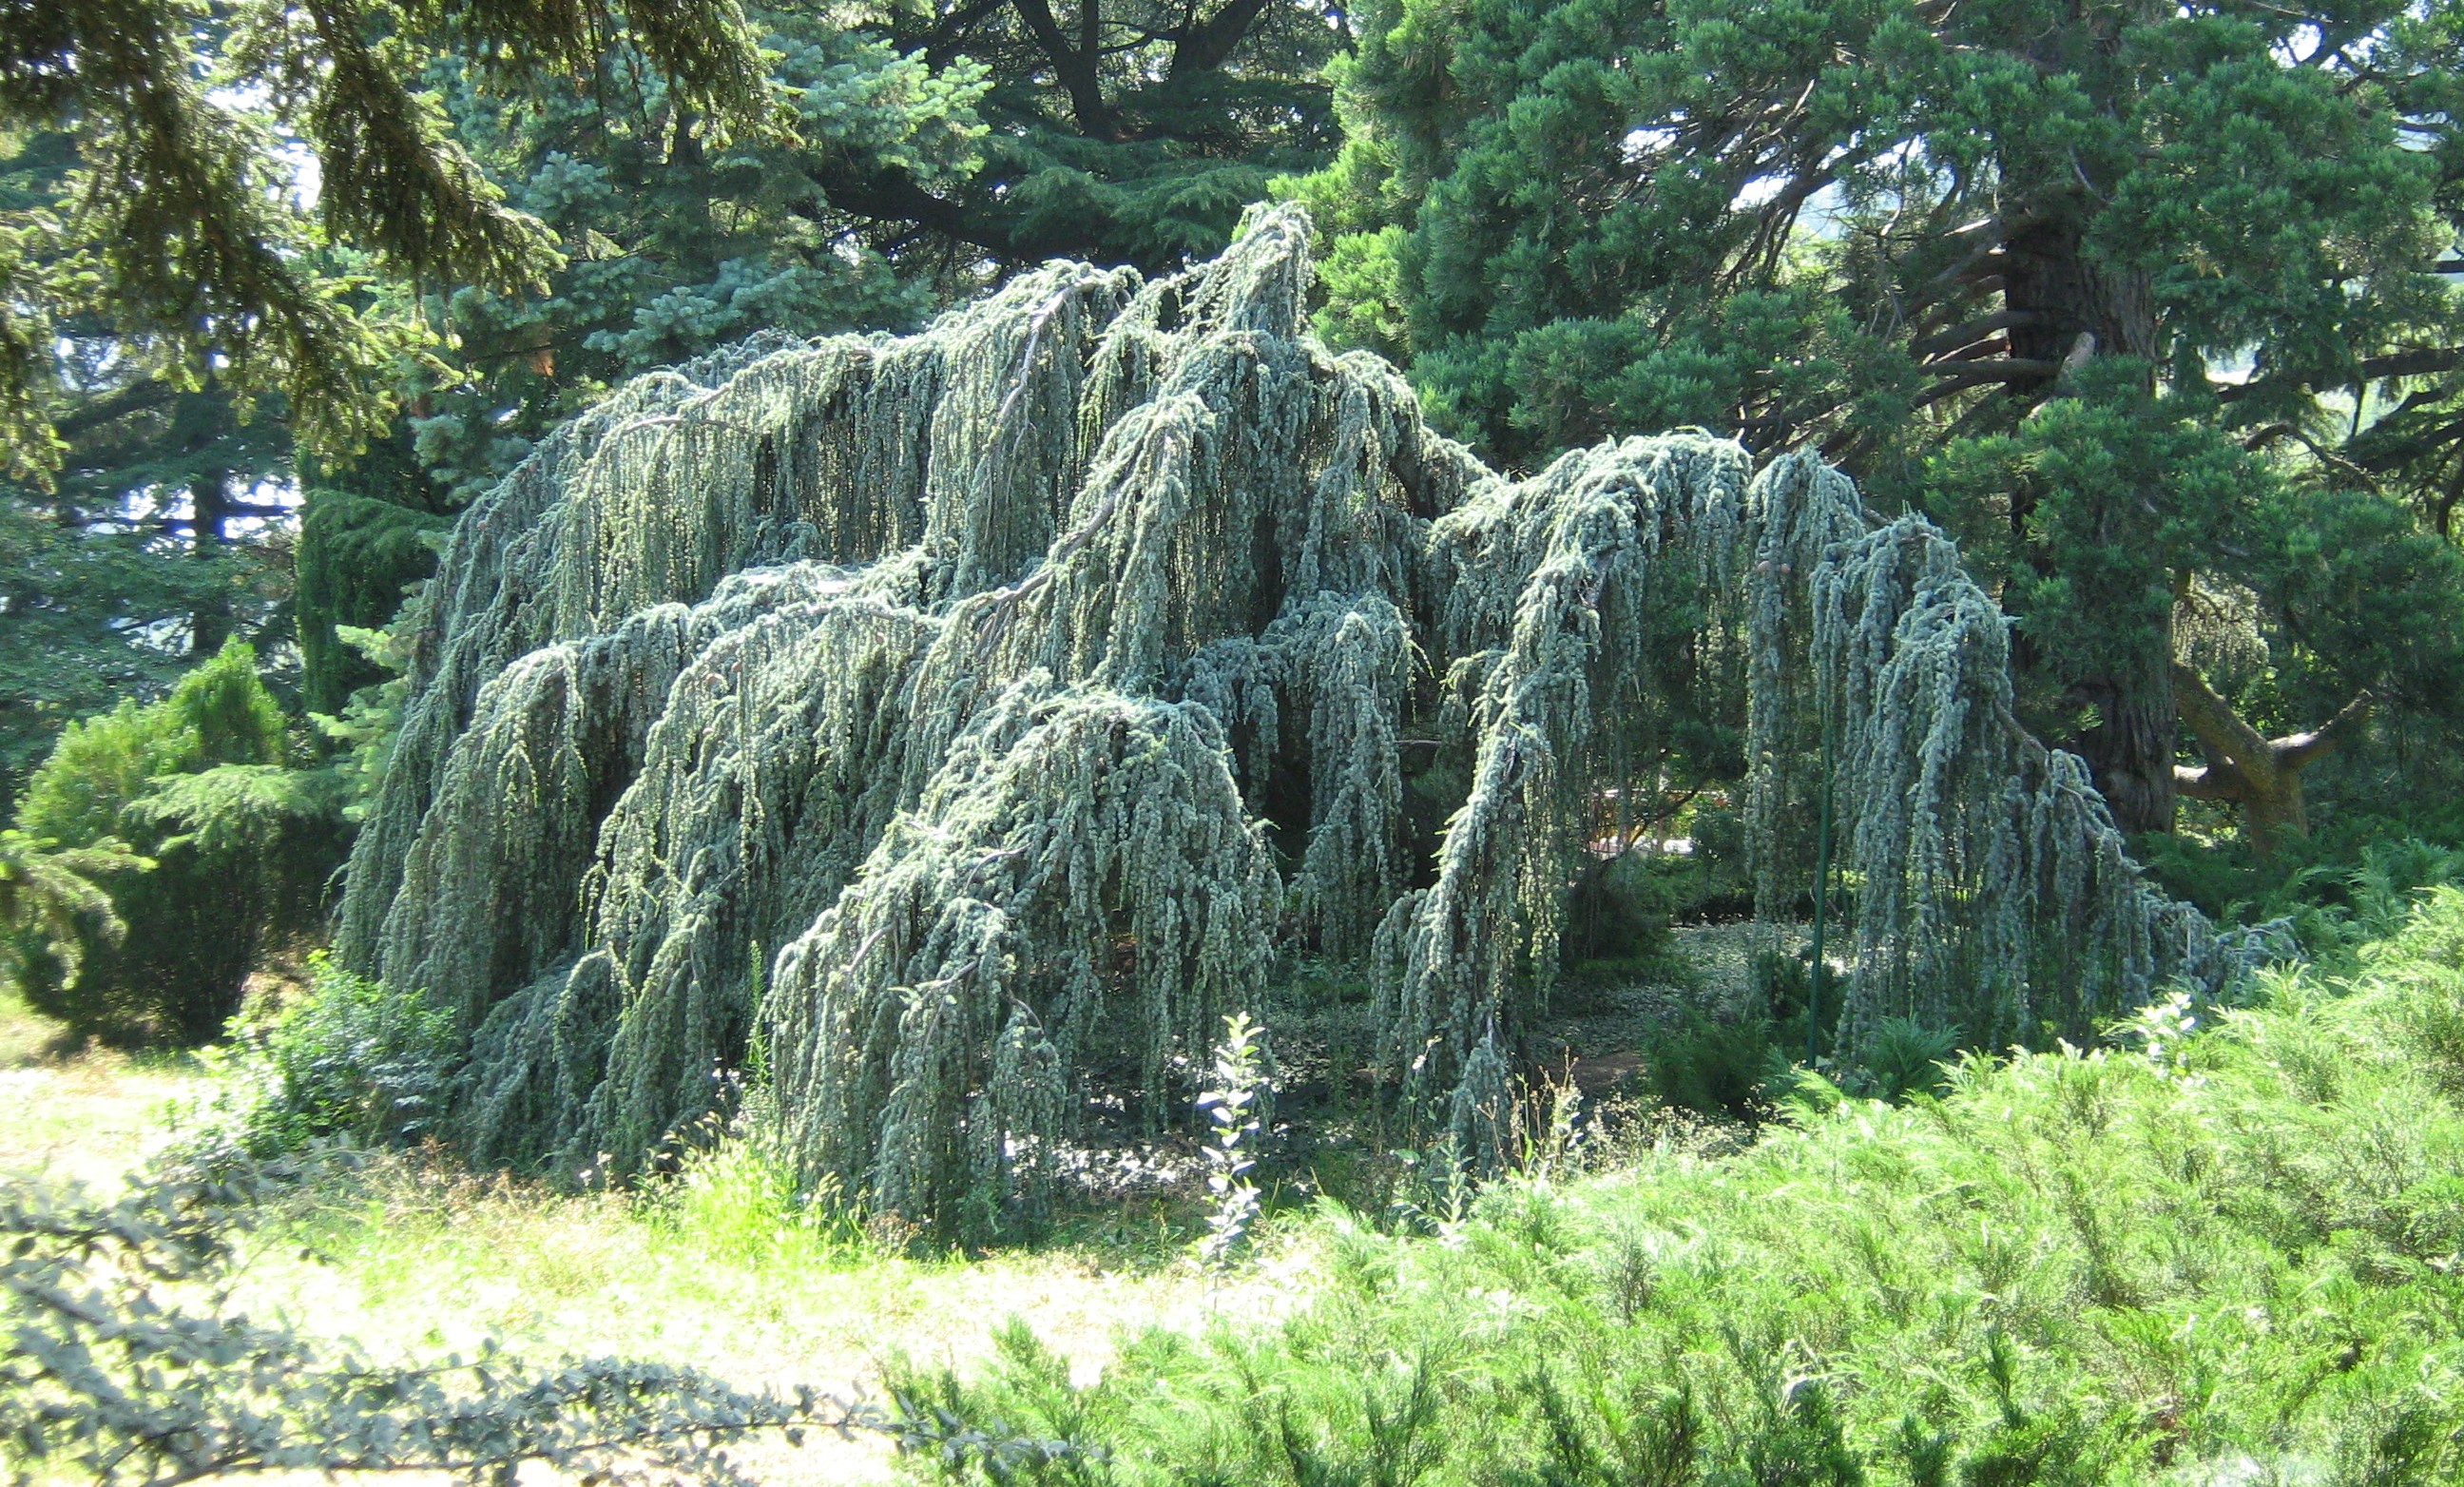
2001,216,2178,835
2173,661,2370,858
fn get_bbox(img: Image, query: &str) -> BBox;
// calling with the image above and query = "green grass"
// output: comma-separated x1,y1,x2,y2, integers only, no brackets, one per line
0,984,52,1067
0,986,205,1189
234,1140,1300,1382
900,891,2464,1486
17,898,2464,1485
0,985,1286,1485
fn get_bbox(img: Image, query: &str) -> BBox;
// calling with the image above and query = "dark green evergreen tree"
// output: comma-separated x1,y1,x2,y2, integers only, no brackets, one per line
392,8,990,503
0,130,298,796
10,640,344,1045
0,0,773,483
858,0,1348,272
1296,0,2464,840
0,0,779,782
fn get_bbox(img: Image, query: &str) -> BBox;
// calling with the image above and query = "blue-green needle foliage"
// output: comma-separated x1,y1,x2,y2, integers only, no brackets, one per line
338,209,2241,1238
901,888,2464,1487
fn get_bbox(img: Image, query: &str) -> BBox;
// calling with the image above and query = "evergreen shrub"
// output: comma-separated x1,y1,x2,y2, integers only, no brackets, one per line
189,952,454,1159
9,641,346,1043
897,890,2464,1487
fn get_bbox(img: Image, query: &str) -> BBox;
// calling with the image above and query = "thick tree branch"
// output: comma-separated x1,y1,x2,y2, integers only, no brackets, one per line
1909,309,2049,361
1168,0,1274,78
2171,660,2371,851
1920,356,2058,382
793,165,1091,266
2173,761,2246,801
2217,345,2464,404
1011,0,1113,139
1909,357,2060,412
916,0,1012,67
2275,687,2374,770
48,377,180,439
2171,660,2275,780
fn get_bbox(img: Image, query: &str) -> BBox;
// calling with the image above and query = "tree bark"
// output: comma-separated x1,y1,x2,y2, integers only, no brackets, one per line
2171,661,2371,858
189,464,234,657
2072,656,2178,836
1998,216,2178,833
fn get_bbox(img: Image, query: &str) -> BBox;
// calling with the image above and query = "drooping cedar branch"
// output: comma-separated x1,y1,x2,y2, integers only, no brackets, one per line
338,207,2249,1235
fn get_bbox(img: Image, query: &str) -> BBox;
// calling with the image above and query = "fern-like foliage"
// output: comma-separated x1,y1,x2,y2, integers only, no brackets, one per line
0,828,144,992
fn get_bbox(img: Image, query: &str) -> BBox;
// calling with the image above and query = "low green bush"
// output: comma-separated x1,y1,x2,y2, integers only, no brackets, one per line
2137,821,2464,965
188,953,453,1159
896,889,2464,1486
1638,1005,1785,1122
1563,851,1690,966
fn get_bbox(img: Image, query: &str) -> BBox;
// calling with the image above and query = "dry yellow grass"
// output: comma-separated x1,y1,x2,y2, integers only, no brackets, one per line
0,989,1309,1485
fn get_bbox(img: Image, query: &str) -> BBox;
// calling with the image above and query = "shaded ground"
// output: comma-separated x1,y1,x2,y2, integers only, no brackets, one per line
1550,919,1800,1053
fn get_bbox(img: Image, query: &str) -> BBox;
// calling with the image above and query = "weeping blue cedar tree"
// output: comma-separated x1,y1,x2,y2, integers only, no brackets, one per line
337,209,2243,1239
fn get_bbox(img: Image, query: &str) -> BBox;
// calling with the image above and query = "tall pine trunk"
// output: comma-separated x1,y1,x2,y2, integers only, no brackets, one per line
2001,218,2177,835
189,465,234,658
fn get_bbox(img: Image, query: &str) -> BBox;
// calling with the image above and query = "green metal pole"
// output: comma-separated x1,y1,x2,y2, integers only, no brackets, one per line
1807,728,1833,1067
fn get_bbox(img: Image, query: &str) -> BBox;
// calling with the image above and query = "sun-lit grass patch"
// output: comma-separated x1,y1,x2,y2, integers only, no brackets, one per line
167,1136,1310,1483
0,986,205,1188
1,979,1312,1485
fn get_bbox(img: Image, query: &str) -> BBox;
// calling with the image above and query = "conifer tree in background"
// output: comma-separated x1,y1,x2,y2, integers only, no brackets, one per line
386,0,1346,506
4,0,1348,818
390,7,993,508
1296,0,2464,844
0,0,774,483
0,386,301,791
0,129,298,797
857,0,1346,271
0,0,776,782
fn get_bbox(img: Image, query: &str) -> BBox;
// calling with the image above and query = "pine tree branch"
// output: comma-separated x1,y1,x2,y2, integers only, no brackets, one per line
795,168,1091,267
1908,357,2060,411
2216,346,2464,404
48,378,179,438
1909,310,2049,361
2274,688,2373,770
1168,0,1274,78
1011,0,1115,139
